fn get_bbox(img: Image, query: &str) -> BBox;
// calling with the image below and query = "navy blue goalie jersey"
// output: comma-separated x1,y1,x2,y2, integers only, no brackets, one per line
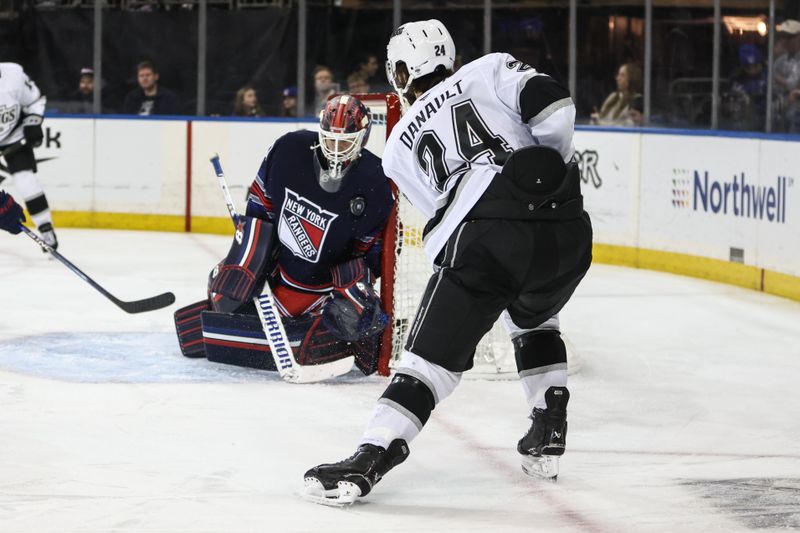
245,129,394,293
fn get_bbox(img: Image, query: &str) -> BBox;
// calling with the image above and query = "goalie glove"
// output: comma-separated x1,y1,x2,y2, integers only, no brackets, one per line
208,216,275,313
322,257,388,343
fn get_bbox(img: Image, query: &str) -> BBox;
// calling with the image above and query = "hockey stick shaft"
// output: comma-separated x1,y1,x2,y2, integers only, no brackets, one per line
21,226,175,314
209,154,353,383
210,154,239,228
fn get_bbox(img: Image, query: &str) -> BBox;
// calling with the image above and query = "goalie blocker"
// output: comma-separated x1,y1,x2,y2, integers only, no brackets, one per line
174,214,387,376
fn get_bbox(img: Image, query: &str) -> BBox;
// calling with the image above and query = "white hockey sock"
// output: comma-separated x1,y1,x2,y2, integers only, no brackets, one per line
359,402,422,450
12,170,52,228
521,368,568,410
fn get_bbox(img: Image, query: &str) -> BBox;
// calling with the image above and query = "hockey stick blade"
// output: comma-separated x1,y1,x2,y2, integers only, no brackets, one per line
21,226,176,314
113,291,176,314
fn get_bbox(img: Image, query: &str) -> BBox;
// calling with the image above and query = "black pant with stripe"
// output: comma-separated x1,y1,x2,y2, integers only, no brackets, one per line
405,214,592,373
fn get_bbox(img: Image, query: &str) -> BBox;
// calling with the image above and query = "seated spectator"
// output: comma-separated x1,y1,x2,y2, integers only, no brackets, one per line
356,53,380,80
232,86,264,117
282,86,298,117
51,67,94,114
347,72,369,94
49,67,117,114
591,63,643,126
122,61,181,116
312,65,337,116
773,20,800,132
72,68,94,106
352,52,388,91
726,44,767,130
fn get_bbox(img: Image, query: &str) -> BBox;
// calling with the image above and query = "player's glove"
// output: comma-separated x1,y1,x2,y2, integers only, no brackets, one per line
22,115,44,148
0,191,25,234
322,258,388,343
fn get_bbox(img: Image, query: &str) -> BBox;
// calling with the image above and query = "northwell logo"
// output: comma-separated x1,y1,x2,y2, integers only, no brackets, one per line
671,169,792,223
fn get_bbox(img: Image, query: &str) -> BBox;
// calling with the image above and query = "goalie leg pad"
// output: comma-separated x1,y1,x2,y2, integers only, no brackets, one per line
202,310,278,370
294,313,355,366
174,299,212,358
349,335,380,376
201,310,353,371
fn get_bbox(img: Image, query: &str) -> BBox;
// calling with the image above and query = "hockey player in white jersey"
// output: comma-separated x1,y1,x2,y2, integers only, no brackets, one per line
0,63,56,249
303,19,592,504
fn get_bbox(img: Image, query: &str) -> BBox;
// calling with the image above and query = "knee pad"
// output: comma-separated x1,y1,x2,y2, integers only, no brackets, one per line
514,329,567,375
380,374,436,428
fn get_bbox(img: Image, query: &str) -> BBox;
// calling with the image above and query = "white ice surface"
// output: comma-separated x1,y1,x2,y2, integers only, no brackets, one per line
1,229,799,532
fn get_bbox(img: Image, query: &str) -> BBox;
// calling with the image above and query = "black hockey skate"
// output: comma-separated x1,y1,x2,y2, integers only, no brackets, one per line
38,222,58,252
303,439,409,506
517,386,569,480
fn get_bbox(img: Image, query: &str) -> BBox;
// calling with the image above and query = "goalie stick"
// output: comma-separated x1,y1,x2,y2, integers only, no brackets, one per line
209,154,354,383
21,226,175,314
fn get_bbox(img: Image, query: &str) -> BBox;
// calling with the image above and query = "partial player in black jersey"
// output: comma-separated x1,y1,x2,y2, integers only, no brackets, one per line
0,63,57,250
304,20,593,503
174,95,394,378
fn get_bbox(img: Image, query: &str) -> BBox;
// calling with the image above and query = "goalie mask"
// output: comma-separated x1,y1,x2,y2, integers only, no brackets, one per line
386,19,455,110
317,95,371,191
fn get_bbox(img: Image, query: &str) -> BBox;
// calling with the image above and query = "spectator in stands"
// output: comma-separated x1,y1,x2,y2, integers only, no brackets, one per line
355,52,393,92
62,67,95,114
232,86,264,117
727,44,767,130
347,72,369,95
312,65,337,116
282,86,298,117
122,61,181,116
590,63,643,126
357,53,380,80
773,20,800,132
75,68,94,103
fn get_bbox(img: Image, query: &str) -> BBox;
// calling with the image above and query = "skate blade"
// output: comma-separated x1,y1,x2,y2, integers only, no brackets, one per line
521,455,559,481
300,477,362,507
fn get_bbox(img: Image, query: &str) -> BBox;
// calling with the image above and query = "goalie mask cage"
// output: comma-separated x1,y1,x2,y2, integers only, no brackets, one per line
350,93,516,378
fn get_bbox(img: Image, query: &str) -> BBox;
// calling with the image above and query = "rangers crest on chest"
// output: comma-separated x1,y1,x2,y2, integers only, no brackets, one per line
278,189,338,263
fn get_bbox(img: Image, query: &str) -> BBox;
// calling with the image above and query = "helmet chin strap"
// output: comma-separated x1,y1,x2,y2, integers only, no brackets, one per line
389,63,416,113
312,146,349,193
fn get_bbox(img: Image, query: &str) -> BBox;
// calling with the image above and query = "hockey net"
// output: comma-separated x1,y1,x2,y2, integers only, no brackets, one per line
353,93,517,378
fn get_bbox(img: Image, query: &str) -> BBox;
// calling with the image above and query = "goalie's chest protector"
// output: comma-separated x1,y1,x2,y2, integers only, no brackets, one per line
265,130,393,288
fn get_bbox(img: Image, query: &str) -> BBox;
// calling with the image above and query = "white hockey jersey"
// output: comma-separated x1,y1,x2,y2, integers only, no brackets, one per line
0,62,47,146
382,53,576,264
